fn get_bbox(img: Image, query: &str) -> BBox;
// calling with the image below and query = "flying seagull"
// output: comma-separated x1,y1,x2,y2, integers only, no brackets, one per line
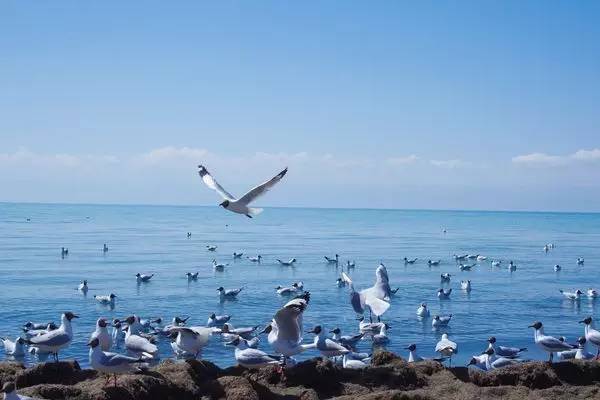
197,165,288,218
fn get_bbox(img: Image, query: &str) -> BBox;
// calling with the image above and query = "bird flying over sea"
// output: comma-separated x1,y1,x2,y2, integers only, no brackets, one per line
197,165,288,218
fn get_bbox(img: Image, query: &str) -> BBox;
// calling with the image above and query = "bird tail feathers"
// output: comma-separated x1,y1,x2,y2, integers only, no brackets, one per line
247,207,264,216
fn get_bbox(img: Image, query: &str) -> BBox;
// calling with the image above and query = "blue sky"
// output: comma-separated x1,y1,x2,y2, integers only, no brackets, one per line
1,1,599,211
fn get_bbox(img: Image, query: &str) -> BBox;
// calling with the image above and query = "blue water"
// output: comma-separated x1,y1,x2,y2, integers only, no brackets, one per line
1,202,599,368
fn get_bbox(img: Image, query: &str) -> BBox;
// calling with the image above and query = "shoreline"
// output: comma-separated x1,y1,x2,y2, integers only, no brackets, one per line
2,351,600,399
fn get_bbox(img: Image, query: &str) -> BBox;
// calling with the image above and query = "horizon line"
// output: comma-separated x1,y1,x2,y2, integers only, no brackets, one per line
1,200,598,215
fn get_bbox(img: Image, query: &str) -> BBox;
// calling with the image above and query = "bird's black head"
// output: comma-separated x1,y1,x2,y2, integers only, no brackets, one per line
217,286,224,292
528,321,543,329
135,273,141,277
210,313,216,319
579,316,593,325
488,336,496,344
405,344,417,351
330,328,341,334
307,325,322,334
467,357,478,366
124,315,136,324
16,337,25,345
83,280,87,284
87,337,100,348
64,312,79,321
98,318,108,328
577,336,587,345
219,200,230,208
109,293,117,299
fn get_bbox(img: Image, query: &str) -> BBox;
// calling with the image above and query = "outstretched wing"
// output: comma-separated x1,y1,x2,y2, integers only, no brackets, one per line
237,167,288,205
274,306,302,341
197,165,236,201
363,294,390,317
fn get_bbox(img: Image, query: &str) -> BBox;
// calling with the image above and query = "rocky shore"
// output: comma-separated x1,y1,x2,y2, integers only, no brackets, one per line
2,352,600,399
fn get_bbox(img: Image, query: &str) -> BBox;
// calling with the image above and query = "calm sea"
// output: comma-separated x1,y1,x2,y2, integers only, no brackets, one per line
1,202,599,367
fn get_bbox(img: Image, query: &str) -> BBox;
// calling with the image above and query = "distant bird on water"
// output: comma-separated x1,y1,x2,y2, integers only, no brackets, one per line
198,165,288,218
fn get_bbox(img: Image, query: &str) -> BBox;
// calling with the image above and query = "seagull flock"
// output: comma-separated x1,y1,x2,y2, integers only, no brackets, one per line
1,165,597,396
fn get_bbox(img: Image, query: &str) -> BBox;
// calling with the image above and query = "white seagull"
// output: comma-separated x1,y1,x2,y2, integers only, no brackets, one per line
416,303,430,318
198,165,288,218
88,337,147,386
427,260,441,266
486,336,526,358
248,255,262,263
94,293,117,306
587,288,599,298
90,318,112,351
1,337,25,357
575,337,595,360
432,315,452,329
330,328,364,349
135,273,154,283
25,312,78,362
529,321,574,362
435,333,458,366
78,280,88,292
213,260,228,270
437,288,452,299
579,317,600,357
123,317,159,360
277,258,297,266
560,289,583,300
217,286,243,299
341,269,391,322
460,280,472,291
264,292,314,365
207,313,231,328
168,326,212,359
308,325,350,357
372,323,390,345
226,336,280,369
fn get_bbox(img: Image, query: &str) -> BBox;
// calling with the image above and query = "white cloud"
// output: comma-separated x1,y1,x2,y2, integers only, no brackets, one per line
386,155,419,166
512,148,600,167
430,159,467,169
572,148,600,161
0,148,119,168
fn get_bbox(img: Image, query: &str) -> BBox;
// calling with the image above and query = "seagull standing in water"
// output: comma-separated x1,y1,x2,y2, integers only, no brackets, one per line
1,337,25,357
529,321,574,362
277,258,297,266
341,267,391,322
25,312,78,362
197,165,288,218
217,286,243,300
78,280,88,293
435,334,458,366
416,303,430,318
135,273,154,283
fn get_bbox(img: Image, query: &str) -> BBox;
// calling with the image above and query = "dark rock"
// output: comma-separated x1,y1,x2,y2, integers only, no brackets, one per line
15,361,97,388
469,361,561,389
